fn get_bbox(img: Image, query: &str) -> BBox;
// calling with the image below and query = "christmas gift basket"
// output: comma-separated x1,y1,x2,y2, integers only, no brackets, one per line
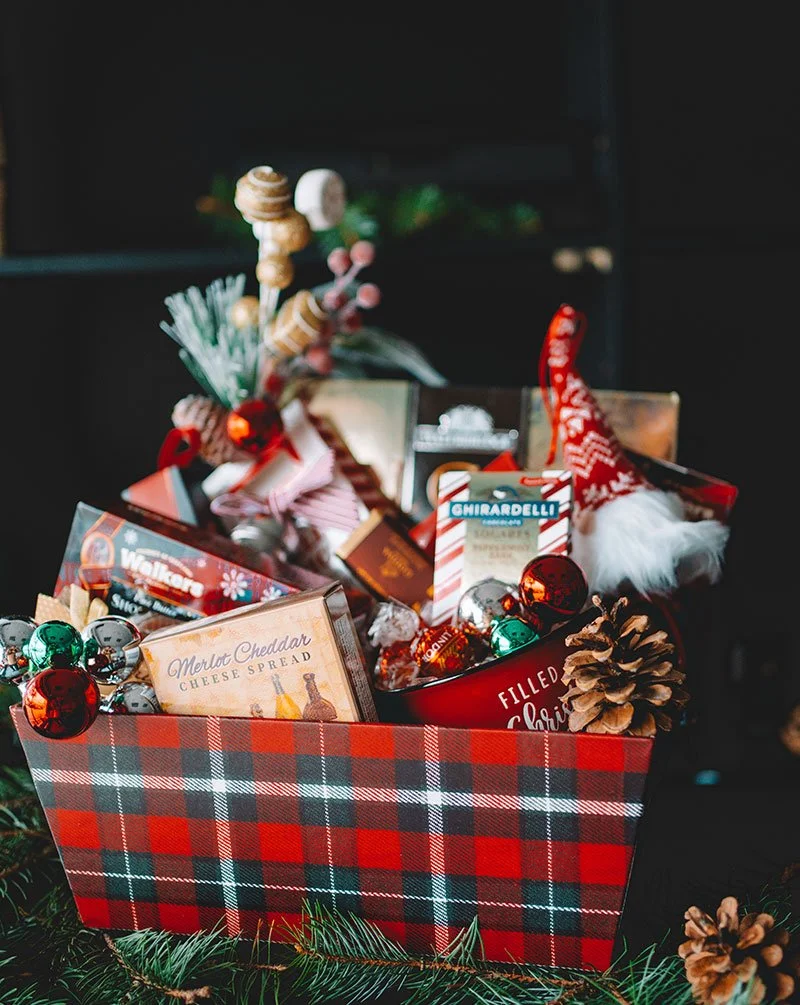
5,164,737,972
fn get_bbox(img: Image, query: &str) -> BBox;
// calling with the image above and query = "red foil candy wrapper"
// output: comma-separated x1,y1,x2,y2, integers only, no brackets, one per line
412,624,484,677
375,641,420,691
518,555,588,621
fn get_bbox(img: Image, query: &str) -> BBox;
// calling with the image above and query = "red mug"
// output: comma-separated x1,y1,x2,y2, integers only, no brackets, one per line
373,608,596,731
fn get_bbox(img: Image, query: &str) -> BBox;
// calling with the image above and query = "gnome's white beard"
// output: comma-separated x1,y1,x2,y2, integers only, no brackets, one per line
572,488,730,597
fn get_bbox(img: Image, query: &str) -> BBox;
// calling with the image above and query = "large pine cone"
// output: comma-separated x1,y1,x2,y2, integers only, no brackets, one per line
171,394,245,466
560,594,688,737
679,897,797,1003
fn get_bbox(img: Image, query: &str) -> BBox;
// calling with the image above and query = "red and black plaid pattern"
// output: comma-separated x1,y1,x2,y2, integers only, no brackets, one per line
12,709,652,970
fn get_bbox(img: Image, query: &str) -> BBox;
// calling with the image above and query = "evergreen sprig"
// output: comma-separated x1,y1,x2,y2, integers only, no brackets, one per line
161,275,263,411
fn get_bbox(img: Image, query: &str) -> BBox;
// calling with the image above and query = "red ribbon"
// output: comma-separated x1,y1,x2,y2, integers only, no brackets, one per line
157,427,202,470
538,304,588,466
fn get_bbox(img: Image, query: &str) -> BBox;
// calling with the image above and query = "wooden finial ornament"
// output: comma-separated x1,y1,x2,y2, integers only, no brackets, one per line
256,252,294,290
234,166,292,222
268,290,329,357
229,295,260,330
235,164,314,333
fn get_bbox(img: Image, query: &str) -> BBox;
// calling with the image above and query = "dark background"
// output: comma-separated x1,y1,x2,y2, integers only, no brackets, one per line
1,1,798,960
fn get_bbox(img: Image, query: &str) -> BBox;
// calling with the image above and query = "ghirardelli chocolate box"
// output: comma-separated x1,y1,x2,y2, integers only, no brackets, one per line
431,470,573,625
55,502,328,624
402,386,531,520
140,584,377,722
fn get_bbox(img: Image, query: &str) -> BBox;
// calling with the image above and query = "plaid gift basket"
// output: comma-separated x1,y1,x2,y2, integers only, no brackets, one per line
12,708,652,970
8,290,736,975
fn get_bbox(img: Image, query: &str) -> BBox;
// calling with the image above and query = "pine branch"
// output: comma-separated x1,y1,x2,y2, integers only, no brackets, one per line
0,843,55,881
161,274,264,410
104,935,213,1002
0,794,39,811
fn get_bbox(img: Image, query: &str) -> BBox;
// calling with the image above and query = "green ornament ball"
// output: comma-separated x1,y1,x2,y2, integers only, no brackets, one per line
490,616,540,658
26,621,83,670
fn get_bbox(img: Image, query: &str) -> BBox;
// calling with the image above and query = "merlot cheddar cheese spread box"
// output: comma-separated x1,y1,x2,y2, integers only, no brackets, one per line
140,583,377,722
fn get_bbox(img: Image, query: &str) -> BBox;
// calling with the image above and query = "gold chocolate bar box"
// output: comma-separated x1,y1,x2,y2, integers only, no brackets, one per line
140,584,377,723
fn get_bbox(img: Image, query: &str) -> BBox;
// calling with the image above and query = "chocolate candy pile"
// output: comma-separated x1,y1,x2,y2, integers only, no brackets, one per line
370,554,588,691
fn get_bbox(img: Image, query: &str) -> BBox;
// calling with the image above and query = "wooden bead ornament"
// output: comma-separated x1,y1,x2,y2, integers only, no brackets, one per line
256,252,294,290
267,208,312,253
268,290,329,357
234,164,300,334
234,166,292,222
229,295,260,330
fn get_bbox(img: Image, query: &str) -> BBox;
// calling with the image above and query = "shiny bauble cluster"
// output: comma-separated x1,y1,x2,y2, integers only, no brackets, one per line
2,612,156,740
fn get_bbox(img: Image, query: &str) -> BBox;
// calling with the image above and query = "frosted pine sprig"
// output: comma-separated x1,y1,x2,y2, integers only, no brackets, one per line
161,275,265,410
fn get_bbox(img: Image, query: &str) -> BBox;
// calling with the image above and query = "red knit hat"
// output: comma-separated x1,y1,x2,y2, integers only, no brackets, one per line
540,304,729,596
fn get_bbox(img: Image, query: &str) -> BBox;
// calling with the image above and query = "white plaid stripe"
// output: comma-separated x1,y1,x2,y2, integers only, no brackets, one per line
29,769,643,818
318,721,337,909
65,868,620,916
108,717,139,928
207,717,241,935
423,726,450,951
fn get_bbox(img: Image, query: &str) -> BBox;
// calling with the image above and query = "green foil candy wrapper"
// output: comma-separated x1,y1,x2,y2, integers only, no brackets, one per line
26,621,84,670
490,616,540,658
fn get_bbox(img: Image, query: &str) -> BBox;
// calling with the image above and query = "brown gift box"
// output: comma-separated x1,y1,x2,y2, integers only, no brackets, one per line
336,510,434,613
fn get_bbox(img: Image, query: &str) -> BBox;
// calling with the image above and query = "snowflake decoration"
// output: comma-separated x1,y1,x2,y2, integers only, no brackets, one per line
221,570,249,601
196,557,207,569
260,584,286,603
123,530,138,546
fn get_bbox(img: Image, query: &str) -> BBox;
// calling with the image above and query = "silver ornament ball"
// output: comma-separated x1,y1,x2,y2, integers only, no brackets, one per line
457,578,518,636
81,616,142,685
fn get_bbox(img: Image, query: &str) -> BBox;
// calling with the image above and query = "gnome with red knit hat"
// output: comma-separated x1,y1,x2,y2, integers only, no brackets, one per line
539,304,729,596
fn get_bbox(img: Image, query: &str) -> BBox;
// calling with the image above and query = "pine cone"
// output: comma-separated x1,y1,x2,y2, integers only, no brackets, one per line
560,594,688,737
679,897,797,1003
171,394,245,466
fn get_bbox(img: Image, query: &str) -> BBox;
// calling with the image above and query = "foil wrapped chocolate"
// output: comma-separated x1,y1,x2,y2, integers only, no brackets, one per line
367,601,421,650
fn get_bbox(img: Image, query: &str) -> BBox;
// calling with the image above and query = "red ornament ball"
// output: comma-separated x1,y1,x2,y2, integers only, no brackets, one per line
23,667,100,739
518,555,588,621
412,624,484,678
226,398,284,456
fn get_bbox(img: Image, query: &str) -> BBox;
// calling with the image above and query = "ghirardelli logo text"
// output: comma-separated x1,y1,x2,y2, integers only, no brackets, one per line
120,548,204,598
